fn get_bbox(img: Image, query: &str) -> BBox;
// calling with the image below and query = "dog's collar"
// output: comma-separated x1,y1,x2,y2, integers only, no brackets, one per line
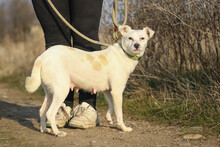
119,44,141,61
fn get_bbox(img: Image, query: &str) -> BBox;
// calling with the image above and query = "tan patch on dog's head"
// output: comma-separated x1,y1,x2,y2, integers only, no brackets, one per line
67,46,76,51
93,61,102,71
98,55,108,66
86,54,94,63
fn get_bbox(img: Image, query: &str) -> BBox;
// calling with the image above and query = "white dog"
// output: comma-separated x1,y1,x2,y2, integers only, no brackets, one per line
25,25,154,137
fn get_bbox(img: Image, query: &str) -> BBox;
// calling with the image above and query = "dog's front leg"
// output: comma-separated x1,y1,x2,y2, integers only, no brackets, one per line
111,90,133,132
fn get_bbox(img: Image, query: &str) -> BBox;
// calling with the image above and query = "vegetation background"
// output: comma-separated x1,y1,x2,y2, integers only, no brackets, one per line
0,0,219,136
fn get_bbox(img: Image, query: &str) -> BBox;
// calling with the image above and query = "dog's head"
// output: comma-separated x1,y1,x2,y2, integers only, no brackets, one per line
119,25,154,57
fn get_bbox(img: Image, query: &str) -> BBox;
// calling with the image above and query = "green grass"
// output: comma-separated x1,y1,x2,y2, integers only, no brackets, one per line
122,69,220,136
0,73,45,96
123,97,219,135
0,73,26,91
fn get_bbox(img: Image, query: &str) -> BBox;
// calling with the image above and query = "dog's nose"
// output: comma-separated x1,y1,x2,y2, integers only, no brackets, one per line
134,43,140,49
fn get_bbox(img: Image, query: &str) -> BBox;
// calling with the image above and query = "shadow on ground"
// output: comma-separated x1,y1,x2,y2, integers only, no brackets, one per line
0,99,40,132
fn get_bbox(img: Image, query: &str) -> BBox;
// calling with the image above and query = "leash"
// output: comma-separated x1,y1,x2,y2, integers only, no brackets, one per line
47,0,111,47
47,0,128,47
112,0,128,40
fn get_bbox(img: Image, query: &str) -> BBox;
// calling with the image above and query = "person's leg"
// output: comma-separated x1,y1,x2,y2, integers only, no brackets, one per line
70,0,103,52
32,0,71,49
79,90,97,109
70,0,103,109
32,0,74,108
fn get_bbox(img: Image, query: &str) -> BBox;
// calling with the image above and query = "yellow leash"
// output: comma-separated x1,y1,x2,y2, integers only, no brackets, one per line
112,0,128,40
47,0,128,47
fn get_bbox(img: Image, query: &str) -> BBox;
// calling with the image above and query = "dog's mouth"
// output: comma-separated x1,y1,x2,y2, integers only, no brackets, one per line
133,47,141,51
131,47,142,54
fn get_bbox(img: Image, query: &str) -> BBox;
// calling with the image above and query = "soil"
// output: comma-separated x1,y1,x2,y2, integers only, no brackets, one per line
0,83,219,147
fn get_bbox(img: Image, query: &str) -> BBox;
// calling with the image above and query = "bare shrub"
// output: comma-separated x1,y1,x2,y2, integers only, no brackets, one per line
0,3,6,41
0,0,43,77
0,26,45,77
0,0,36,42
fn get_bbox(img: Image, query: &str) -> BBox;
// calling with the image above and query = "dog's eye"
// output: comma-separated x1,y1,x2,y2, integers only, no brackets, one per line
128,37,134,41
140,37,145,40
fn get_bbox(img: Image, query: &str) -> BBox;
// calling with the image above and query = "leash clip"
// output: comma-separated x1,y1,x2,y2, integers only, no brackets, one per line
112,24,122,41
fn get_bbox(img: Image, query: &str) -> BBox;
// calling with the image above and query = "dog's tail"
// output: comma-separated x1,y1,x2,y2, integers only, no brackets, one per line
25,57,42,93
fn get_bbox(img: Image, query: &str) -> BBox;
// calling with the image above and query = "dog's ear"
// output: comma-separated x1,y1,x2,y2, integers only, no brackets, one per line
119,25,131,36
143,27,155,39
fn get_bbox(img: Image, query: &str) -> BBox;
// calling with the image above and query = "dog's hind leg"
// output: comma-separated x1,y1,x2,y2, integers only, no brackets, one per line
103,90,114,125
39,86,52,133
46,85,69,137
111,90,133,132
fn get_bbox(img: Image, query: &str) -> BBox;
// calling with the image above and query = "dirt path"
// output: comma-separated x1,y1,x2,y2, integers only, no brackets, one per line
0,83,219,147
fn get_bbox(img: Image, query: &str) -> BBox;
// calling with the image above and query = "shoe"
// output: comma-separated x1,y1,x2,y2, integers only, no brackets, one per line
46,103,72,128
68,102,99,129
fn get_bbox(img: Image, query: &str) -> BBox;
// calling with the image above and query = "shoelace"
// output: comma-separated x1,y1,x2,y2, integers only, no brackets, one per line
73,105,86,117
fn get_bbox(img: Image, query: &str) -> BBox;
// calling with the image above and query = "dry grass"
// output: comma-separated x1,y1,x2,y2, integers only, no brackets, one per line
0,26,45,77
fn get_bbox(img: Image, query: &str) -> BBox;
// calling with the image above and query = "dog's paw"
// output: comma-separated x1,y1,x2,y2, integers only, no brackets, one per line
105,114,113,125
122,127,133,132
55,131,67,137
105,117,113,125
107,120,113,125
40,128,51,133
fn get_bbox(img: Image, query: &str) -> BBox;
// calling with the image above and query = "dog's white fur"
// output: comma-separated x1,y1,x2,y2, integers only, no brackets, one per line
25,25,154,137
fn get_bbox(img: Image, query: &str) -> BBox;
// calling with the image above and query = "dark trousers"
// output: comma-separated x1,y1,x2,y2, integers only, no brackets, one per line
32,0,103,109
